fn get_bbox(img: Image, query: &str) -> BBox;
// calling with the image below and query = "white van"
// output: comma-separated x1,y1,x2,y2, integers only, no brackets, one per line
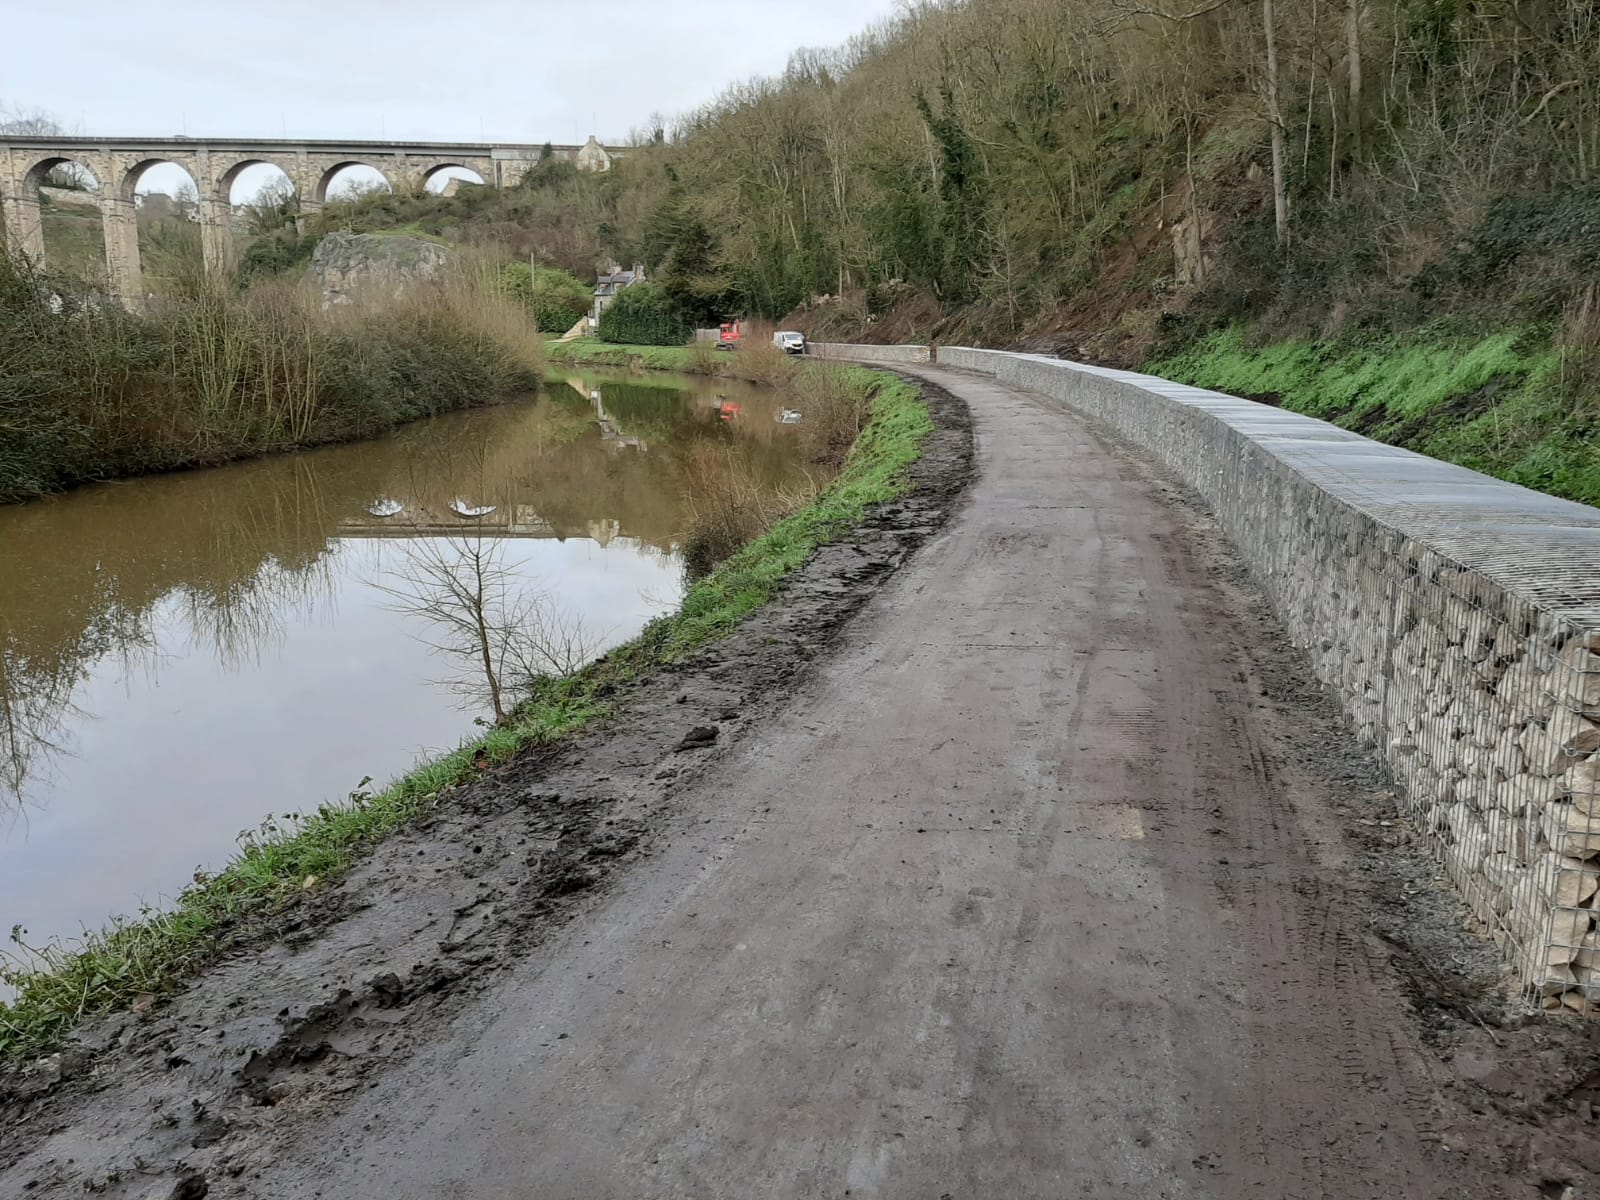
773,331,806,355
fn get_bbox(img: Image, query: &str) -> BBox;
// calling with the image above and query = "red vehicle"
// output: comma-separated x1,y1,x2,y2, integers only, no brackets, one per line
716,321,744,351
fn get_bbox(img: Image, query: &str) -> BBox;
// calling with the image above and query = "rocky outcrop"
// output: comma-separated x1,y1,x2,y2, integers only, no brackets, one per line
309,231,452,308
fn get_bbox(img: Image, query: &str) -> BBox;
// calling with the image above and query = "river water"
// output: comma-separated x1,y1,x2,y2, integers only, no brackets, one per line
0,369,805,954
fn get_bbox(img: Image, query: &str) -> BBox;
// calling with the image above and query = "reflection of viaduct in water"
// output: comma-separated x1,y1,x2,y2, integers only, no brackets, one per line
0,134,624,304
338,508,625,545
338,381,658,538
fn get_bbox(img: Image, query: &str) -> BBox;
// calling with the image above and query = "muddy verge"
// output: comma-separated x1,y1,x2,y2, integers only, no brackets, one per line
0,379,974,1196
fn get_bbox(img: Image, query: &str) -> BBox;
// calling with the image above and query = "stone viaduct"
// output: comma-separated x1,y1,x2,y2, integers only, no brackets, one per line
0,134,620,303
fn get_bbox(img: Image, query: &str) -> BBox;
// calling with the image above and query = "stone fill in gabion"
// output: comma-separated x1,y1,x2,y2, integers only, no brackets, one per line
807,343,933,364
940,347,1600,1016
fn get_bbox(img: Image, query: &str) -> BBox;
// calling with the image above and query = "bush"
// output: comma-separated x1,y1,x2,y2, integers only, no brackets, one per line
0,251,544,501
240,229,319,281
679,441,815,581
502,262,590,334
596,283,690,346
792,362,873,463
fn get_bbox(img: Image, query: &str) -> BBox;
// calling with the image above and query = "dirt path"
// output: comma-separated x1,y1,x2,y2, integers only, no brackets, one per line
7,367,1599,1197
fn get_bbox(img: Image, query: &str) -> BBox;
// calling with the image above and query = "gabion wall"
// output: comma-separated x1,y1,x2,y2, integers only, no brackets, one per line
807,342,932,364
940,347,1600,1014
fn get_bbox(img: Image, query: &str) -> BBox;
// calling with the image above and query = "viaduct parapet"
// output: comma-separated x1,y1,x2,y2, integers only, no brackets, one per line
0,134,622,303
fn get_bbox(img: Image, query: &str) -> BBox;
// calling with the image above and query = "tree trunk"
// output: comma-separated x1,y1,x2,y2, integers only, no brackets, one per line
1346,0,1363,162
1264,0,1290,246
469,552,505,724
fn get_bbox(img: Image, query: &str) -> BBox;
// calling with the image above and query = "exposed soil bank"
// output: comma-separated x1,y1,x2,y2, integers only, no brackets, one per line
0,379,974,1195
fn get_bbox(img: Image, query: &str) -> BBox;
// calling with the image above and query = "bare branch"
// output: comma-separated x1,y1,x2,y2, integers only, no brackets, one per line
1102,0,1239,30
373,533,598,725
1520,80,1580,126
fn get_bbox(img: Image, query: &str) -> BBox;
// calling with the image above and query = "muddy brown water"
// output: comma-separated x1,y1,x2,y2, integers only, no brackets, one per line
0,369,805,957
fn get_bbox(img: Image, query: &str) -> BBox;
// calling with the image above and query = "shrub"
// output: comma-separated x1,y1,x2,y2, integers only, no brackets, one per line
240,229,319,281
791,362,874,463
597,283,690,346
726,331,793,387
0,250,543,501
679,441,815,580
502,262,591,334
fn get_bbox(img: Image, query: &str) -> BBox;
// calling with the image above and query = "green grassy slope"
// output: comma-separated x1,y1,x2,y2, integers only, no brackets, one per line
1153,328,1600,507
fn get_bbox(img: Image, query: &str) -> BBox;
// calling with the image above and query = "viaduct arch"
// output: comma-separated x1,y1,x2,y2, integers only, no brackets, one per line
0,135,619,305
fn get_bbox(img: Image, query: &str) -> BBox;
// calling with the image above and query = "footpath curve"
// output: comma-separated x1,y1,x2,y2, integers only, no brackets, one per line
192,365,1592,1195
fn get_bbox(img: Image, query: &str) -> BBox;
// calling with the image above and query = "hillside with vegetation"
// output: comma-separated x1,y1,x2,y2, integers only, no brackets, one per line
641,0,1600,504
233,0,1595,504
14,0,1600,503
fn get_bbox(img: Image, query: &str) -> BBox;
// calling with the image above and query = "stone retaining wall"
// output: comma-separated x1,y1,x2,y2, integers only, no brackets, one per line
806,342,932,364
939,346,1600,1013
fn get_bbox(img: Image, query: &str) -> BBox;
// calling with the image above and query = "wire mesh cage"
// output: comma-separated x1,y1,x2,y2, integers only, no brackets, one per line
1378,545,1600,1012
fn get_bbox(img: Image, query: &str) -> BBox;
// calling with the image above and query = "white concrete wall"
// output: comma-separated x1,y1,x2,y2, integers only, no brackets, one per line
939,346,1600,1013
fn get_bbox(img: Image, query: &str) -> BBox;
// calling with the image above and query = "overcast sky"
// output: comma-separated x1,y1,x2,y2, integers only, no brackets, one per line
3,0,903,195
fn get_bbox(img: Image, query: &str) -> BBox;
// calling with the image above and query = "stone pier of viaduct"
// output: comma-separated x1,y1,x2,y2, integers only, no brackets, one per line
0,134,621,303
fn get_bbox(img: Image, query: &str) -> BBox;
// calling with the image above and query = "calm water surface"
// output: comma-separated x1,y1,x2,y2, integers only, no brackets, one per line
0,369,804,950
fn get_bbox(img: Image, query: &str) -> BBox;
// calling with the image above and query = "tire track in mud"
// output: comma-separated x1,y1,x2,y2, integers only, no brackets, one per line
1117,442,1600,1199
1132,471,1453,1197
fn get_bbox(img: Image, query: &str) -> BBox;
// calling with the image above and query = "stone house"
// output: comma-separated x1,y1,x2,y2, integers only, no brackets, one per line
592,261,647,325
575,135,613,173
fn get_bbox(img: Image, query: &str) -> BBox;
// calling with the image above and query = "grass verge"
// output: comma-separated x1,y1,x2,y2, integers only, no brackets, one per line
1151,326,1600,507
545,338,714,373
0,367,931,1061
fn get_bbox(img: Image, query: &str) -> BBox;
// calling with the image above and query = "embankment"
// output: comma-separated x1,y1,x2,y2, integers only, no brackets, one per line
932,347,1600,1010
0,364,938,1061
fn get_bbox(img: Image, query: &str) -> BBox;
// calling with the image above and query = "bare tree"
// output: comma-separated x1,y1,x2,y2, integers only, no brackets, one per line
172,180,201,220
242,177,300,235
1346,0,1363,162
328,175,392,203
1263,0,1290,245
376,534,597,725
0,103,67,137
